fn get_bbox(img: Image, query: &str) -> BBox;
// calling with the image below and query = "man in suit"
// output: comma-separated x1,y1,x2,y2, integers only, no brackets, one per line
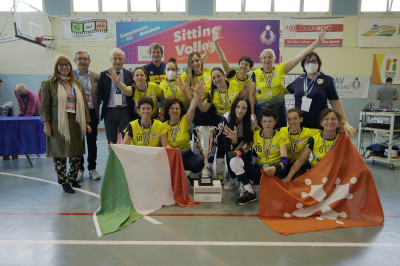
98,48,134,145
74,50,101,181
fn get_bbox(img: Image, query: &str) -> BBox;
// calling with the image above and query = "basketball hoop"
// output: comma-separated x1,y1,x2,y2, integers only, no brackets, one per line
35,35,56,50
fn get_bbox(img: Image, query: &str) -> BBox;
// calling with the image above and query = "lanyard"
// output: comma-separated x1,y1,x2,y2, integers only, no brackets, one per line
216,88,230,107
62,82,75,99
137,83,148,98
167,80,177,98
262,130,275,159
195,73,204,85
141,119,152,146
289,129,301,157
114,71,124,94
303,73,319,96
75,69,90,91
263,68,274,89
237,74,249,91
169,120,180,143
323,133,337,153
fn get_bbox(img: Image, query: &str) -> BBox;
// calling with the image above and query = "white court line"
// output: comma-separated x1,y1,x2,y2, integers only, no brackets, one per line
0,172,162,225
0,240,400,247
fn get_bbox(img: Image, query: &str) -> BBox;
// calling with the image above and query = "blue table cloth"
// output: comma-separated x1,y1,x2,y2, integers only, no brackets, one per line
0,116,46,156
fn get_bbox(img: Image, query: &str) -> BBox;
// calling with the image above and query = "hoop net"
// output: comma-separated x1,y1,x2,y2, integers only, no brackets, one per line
35,35,56,50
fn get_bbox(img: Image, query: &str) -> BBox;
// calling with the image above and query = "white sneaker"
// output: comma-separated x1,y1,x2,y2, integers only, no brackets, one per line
239,183,245,197
76,170,83,182
223,178,238,191
89,169,101,180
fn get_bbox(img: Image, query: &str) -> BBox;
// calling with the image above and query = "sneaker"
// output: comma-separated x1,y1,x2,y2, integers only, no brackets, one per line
76,170,83,182
239,183,245,197
70,180,81,188
89,169,101,180
223,178,238,191
236,191,257,206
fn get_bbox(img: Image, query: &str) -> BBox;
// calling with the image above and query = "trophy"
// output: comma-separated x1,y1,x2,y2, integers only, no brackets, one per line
195,126,222,186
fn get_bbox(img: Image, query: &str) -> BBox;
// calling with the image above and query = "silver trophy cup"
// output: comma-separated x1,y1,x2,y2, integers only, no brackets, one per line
195,126,222,186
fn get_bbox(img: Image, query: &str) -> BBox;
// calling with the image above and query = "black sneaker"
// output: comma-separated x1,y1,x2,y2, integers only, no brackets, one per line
70,180,81,188
236,191,257,206
62,183,75,193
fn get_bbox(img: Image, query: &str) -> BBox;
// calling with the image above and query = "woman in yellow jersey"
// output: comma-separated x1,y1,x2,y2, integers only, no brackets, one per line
122,97,163,147
161,82,205,186
159,58,192,108
107,67,164,119
196,67,242,181
249,32,325,129
284,108,341,182
229,107,289,205
213,26,254,97
280,108,320,180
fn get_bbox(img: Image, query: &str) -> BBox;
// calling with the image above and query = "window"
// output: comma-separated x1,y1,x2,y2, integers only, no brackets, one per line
14,0,43,12
361,0,400,12
160,0,185,12
131,0,157,12
216,0,241,12
274,0,300,12
245,0,271,12
0,0,13,12
73,0,99,12
303,0,329,12
103,0,127,12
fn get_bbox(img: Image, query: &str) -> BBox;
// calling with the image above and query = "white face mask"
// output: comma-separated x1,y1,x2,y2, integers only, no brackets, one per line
305,63,319,75
166,70,176,80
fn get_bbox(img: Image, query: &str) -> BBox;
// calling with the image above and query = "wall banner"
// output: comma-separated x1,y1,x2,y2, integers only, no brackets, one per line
358,18,400,48
116,20,280,64
372,54,400,84
60,17,117,41
284,18,344,47
333,75,369,99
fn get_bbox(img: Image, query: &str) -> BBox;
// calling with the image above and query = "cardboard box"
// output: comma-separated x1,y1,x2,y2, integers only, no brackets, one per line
193,180,222,202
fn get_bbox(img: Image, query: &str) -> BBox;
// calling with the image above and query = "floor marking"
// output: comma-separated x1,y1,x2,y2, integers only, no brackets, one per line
149,213,259,217
143,216,162,224
1,240,400,247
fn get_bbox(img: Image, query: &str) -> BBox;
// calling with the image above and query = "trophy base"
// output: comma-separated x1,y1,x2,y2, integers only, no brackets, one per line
194,180,222,202
199,177,213,186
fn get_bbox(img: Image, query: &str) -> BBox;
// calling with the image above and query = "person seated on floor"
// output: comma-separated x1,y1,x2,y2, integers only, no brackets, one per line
122,97,163,146
283,108,341,183
160,81,205,186
279,108,320,179
229,106,288,206
14,84,40,116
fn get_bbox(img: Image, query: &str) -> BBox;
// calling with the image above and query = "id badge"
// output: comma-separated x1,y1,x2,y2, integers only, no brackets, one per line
114,94,122,106
301,97,312,112
85,92,92,106
66,99,76,113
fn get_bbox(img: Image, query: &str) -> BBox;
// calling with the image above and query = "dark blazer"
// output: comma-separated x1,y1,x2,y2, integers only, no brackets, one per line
98,68,134,121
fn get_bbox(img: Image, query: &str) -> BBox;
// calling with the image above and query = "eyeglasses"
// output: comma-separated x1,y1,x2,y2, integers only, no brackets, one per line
58,63,71,68
305,59,318,64
76,57,89,61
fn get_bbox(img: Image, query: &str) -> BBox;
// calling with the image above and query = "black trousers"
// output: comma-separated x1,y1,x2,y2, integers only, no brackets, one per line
80,109,98,171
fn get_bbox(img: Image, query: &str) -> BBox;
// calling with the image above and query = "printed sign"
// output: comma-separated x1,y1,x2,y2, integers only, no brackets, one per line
358,18,400,47
372,54,400,84
61,17,117,41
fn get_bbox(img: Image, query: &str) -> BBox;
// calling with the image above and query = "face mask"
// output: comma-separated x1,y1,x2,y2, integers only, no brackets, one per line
305,63,318,74
166,70,176,80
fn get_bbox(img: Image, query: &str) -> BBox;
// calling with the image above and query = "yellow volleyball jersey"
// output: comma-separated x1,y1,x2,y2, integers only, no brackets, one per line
253,64,286,106
180,70,212,99
279,127,321,162
226,69,252,93
159,79,188,107
162,114,191,151
123,119,163,147
132,82,162,117
307,132,339,166
208,80,242,116
253,129,289,165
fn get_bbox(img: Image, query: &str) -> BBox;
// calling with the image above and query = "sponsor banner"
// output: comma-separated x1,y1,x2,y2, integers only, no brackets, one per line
358,18,400,48
60,17,117,41
116,20,280,64
285,18,344,47
372,54,400,84
334,75,369,98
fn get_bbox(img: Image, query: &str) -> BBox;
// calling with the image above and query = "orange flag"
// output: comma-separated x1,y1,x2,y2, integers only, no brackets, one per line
258,134,384,235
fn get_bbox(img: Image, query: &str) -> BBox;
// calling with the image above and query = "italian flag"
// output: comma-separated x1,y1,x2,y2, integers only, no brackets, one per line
258,134,384,235
93,145,199,237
